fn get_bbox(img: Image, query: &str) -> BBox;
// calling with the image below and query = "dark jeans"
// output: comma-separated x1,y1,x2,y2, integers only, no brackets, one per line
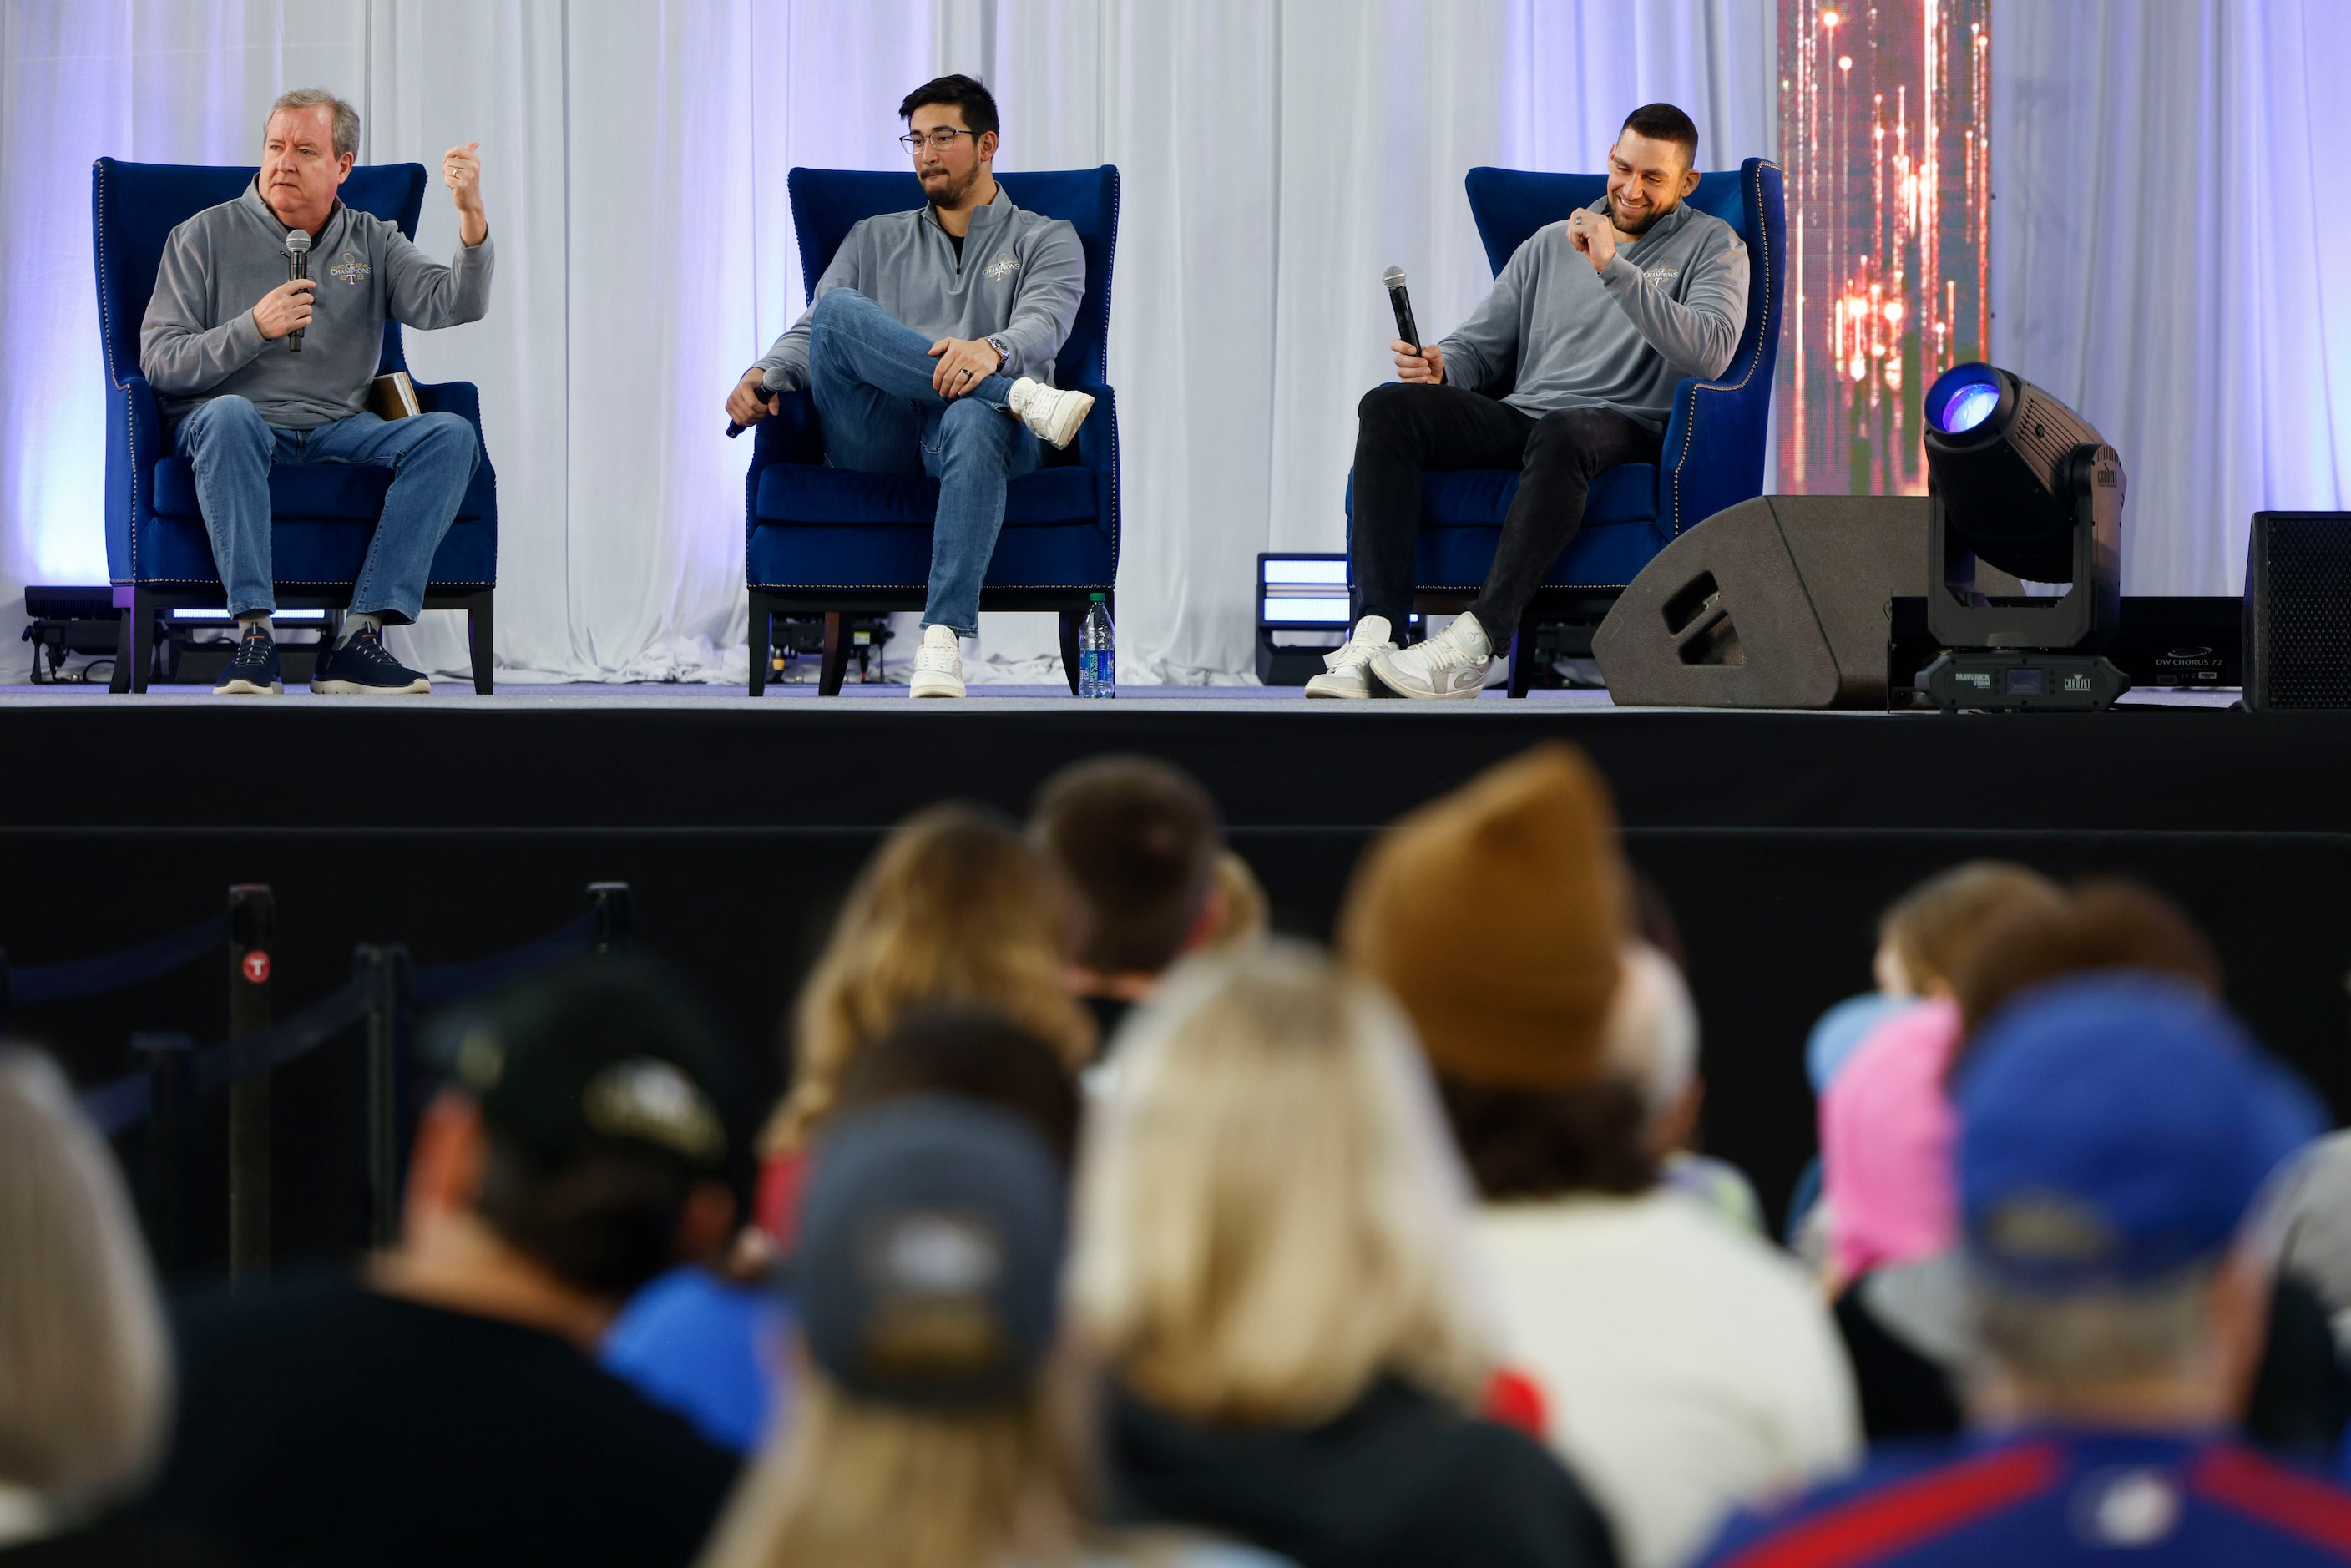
1350,383,1661,647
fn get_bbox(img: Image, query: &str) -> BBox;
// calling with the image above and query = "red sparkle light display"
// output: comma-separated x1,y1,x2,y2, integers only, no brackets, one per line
1777,0,1990,494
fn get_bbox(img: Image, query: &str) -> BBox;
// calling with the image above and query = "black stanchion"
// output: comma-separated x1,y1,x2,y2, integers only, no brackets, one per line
137,1032,196,1275
226,885,274,1283
356,943,412,1250
588,883,633,949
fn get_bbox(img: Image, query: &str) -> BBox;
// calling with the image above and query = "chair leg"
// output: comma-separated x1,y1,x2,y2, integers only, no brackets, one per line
1059,609,1082,696
468,594,494,695
747,595,770,697
129,591,154,694
109,599,134,694
1507,629,1535,698
817,612,851,696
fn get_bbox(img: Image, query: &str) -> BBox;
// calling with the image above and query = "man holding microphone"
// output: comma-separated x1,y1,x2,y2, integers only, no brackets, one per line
141,88,493,696
1310,103,1749,699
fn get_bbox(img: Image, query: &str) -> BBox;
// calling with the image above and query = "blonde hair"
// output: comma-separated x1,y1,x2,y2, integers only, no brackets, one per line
1199,851,1269,953
1069,940,1494,1424
1599,943,1700,1123
0,1050,170,1512
1878,861,2064,994
695,1362,1087,1568
764,806,1095,1156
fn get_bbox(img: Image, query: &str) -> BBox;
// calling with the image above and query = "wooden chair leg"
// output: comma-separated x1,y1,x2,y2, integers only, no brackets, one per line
817,612,851,696
129,591,154,693
109,599,134,693
468,594,494,695
747,596,771,697
1059,609,1083,695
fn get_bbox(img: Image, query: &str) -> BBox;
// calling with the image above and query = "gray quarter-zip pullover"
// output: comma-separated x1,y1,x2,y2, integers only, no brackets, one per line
140,179,494,430
753,186,1084,390
1440,198,1748,433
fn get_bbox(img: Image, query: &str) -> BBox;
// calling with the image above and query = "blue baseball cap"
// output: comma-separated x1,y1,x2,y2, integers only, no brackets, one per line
1958,973,2325,1292
796,1095,1068,1409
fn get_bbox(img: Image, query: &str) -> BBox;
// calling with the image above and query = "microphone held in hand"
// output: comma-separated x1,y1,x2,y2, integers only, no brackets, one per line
286,230,311,353
1382,266,1420,357
726,376,778,438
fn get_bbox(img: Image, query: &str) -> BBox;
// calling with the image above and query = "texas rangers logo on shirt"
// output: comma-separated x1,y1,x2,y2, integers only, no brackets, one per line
1643,266,1681,286
330,251,371,286
983,254,1020,281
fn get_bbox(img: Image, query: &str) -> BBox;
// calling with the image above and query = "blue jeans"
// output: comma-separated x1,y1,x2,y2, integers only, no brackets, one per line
173,395,479,622
806,287,1040,636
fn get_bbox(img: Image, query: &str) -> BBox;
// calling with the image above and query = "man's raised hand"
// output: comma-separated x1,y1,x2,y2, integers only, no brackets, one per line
929,336,1002,399
442,141,488,246
252,277,317,341
1393,339,1445,385
726,368,777,427
1566,209,1615,275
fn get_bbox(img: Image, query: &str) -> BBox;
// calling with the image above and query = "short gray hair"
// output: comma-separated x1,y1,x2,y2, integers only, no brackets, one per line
266,87,361,161
1971,1264,2216,1396
0,1050,170,1508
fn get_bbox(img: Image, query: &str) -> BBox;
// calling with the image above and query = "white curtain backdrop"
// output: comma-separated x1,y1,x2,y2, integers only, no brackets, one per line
0,0,1772,684
3,1,2339,683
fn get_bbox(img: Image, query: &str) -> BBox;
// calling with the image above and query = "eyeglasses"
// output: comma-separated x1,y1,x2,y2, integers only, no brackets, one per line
897,129,979,154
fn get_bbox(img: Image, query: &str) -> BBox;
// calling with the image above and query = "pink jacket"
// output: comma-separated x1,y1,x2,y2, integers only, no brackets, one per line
1818,997,1962,1281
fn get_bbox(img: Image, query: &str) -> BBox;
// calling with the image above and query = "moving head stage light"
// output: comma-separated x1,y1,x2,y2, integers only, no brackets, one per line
1916,362,2128,711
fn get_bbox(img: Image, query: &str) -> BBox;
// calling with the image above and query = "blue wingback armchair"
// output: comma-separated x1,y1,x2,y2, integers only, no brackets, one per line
1343,156,1784,695
92,158,498,693
745,166,1120,695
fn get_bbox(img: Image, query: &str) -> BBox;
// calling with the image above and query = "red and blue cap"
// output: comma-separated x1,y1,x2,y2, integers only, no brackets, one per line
1957,973,2325,1292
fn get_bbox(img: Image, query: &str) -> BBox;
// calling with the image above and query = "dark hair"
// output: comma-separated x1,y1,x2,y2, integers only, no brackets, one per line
1620,103,1700,166
1033,756,1222,977
832,1007,1082,1168
1437,1076,1659,1201
476,1139,705,1299
1949,878,2224,1079
899,73,999,139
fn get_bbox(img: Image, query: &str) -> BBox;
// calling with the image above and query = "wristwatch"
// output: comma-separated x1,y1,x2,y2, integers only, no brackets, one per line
985,335,1012,371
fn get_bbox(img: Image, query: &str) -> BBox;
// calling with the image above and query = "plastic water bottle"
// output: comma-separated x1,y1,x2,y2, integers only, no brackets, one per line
1078,594,1115,698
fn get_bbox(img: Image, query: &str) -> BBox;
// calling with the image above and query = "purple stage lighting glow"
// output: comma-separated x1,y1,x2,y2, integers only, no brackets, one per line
1939,382,1999,434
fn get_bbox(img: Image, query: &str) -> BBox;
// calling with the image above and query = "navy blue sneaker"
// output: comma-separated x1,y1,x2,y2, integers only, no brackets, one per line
213,625,282,695
310,625,430,695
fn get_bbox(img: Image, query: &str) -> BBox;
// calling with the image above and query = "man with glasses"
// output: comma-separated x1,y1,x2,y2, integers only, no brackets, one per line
1308,103,1749,700
726,73,1093,699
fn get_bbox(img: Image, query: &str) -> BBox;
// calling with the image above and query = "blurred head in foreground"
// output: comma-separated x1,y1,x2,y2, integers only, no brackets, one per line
401,953,742,1335
771,805,1094,1156
698,1096,1081,1568
1031,755,1226,994
1957,974,2320,1427
0,1050,170,1532
1071,938,1492,1424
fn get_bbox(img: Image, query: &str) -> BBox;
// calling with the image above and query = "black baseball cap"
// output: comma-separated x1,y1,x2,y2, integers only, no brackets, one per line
796,1095,1068,1409
425,953,736,1176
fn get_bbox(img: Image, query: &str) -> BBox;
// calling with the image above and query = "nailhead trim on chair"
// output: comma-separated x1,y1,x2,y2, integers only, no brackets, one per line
1666,158,1780,539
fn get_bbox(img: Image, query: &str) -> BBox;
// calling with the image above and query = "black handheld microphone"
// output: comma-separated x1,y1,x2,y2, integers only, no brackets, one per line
286,230,311,353
1382,266,1421,357
726,375,778,438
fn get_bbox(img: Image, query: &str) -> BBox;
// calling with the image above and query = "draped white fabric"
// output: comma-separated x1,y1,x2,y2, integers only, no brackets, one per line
3,2,2341,683
1991,0,2351,595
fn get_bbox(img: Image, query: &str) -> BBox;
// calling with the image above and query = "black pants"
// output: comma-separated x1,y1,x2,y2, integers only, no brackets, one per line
1350,383,1661,647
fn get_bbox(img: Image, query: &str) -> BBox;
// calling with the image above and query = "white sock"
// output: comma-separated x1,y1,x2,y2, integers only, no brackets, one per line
236,613,273,639
340,611,383,647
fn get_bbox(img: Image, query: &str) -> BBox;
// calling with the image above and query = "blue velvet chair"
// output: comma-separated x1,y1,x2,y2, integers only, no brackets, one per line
745,166,1120,695
91,158,498,693
1344,156,1785,695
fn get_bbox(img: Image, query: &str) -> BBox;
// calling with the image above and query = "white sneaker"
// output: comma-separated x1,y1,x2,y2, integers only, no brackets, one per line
908,624,967,699
1007,377,1095,449
1303,615,1398,699
1370,611,1494,699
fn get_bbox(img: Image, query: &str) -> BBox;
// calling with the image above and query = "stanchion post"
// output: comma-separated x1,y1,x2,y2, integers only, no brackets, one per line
356,943,412,1250
136,1032,197,1276
226,885,274,1284
588,883,634,950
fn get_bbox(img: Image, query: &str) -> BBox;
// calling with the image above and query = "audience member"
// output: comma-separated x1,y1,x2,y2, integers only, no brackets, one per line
1819,863,2063,1289
1031,756,1226,1044
698,1095,1286,1568
137,956,743,1568
1700,975,2351,1566
1201,850,1270,953
1949,878,2224,1042
759,804,1094,1232
0,1050,238,1565
1340,745,1857,1568
1073,939,1619,1568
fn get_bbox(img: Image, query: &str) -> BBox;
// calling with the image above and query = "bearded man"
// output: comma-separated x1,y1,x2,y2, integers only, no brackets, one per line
1309,102,1750,700
725,73,1097,700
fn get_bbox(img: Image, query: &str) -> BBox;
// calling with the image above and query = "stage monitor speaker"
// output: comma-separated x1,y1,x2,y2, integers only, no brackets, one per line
2245,511,2351,710
1595,496,1929,709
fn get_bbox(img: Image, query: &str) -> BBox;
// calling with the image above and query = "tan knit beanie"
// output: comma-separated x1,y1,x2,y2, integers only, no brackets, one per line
1339,743,1628,1090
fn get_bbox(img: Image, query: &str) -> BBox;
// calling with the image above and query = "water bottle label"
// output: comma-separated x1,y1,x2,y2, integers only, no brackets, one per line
1080,651,1100,680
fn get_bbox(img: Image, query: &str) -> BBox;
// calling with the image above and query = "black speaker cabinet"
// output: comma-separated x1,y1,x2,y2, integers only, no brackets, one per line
2245,512,2351,710
1595,496,1929,708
